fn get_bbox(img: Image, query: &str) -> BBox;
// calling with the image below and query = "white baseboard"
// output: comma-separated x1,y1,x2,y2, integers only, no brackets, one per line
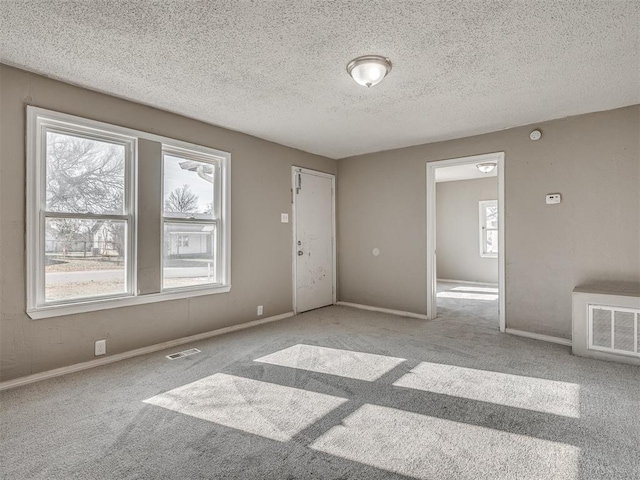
0,311,295,392
437,278,499,287
337,302,571,346
336,301,429,320
505,328,572,346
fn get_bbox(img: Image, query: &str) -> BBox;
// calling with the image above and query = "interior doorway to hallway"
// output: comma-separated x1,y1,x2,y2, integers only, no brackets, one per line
426,152,505,331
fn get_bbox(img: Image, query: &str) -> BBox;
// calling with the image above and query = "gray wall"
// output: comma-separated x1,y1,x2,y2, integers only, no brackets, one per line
1,63,639,381
0,65,336,382
337,105,640,339
436,177,498,284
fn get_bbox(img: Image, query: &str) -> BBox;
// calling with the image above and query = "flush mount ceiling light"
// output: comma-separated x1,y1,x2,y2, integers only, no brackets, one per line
347,55,392,88
476,162,497,173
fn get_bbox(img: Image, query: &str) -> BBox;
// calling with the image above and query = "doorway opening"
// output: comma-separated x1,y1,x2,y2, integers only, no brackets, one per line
291,167,336,314
426,153,505,331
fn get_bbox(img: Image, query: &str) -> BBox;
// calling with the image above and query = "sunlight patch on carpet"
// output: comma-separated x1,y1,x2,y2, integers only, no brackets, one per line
143,373,348,441
451,286,499,293
254,344,406,381
393,362,580,418
310,404,579,480
437,291,499,301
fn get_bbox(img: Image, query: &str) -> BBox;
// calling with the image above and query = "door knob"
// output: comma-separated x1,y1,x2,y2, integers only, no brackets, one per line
298,250,304,256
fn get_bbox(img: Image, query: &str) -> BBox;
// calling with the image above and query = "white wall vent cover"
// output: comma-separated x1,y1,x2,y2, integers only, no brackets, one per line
166,348,201,360
588,305,639,358
573,287,640,366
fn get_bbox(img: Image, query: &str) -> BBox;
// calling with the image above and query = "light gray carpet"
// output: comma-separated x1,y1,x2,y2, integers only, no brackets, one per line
1,305,639,479
437,281,499,329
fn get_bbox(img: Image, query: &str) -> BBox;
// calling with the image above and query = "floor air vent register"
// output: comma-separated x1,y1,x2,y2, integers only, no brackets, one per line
166,348,201,360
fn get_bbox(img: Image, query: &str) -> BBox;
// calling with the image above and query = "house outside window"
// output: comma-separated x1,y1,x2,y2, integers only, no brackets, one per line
177,235,190,248
162,148,222,290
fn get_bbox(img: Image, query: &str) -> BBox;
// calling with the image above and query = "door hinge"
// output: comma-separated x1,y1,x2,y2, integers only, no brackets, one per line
296,172,302,193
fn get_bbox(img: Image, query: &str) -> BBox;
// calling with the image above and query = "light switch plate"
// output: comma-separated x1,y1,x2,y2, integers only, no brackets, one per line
281,213,289,223
546,193,562,205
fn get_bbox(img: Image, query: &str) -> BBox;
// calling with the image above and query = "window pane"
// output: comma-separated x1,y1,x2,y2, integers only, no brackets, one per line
45,218,127,301
163,154,215,219
485,205,498,229
46,131,125,215
163,222,217,289
486,230,498,254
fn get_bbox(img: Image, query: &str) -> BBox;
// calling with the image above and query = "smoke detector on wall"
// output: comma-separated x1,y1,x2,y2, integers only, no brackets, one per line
530,129,542,141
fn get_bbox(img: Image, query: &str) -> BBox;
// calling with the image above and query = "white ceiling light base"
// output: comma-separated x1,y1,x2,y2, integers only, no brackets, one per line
347,55,392,88
476,162,497,174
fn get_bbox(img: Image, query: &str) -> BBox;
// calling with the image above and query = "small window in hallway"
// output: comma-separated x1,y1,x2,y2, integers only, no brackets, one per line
479,200,498,258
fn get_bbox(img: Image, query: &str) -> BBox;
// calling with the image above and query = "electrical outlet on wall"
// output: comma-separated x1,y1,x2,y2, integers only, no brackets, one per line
95,339,106,356
257,305,264,316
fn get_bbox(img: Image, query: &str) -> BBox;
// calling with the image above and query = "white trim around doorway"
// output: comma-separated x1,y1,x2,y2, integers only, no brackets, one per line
426,152,506,332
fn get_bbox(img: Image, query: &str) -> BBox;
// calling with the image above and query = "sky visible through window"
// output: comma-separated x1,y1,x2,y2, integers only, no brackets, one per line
163,155,214,218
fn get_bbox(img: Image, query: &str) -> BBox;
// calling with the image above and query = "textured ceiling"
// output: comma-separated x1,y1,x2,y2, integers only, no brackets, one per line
1,1,639,159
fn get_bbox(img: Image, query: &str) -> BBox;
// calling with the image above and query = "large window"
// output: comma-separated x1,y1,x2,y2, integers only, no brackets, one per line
27,107,230,319
162,148,222,290
28,116,135,308
479,200,498,258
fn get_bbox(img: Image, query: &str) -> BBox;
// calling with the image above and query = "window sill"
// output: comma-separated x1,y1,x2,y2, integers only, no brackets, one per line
480,253,498,259
27,285,231,320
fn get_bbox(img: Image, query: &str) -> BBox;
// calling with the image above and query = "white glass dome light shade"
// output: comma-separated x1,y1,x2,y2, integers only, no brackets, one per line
476,162,497,174
347,55,392,88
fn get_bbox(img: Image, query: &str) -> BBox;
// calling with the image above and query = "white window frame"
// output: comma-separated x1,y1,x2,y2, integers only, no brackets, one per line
479,200,498,258
161,145,225,292
27,107,231,320
27,110,137,313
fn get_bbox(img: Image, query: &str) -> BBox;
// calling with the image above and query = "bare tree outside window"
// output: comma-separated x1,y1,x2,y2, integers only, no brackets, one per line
164,184,199,214
28,108,230,317
44,132,128,301
162,153,217,289
45,132,126,255
46,132,125,215
163,155,214,220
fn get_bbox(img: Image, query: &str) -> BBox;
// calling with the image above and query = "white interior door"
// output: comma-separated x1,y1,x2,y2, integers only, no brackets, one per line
293,167,335,313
